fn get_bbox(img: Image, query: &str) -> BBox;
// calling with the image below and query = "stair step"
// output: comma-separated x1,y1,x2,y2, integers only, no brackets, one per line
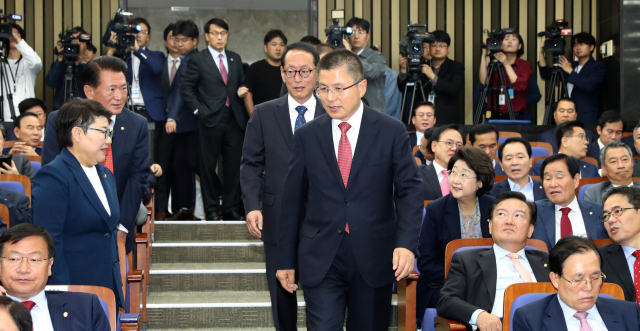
154,221,257,242
151,242,265,264
149,263,267,292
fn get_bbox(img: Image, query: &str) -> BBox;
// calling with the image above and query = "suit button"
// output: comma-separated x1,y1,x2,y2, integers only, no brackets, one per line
105,233,111,238
113,260,118,266
344,201,349,207
338,228,343,233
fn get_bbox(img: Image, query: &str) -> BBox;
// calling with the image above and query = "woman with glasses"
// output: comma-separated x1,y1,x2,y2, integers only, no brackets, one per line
415,147,496,316
32,98,124,308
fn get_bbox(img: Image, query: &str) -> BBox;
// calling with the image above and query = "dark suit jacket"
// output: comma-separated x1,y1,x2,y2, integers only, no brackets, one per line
0,186,30,226
276,106,423,289
600,243,637,303
586,141,601,166
240,95,326,244
635,159,640,178
398,58,464,124
539,58,605,125
416,194,494,316
32,148,124,307
537,128,595,154
165,49,199,133
41,108,151,252
532,199,607,250
44,61,86,110
621,135,638,156
12,154,35,182
437,247,550,325
409,131,418,147
495,160,505,176
532,158,599,179
126,48,166,121
181,48,248,129
45,291,110,331
584,181,640,204
488,178,546,201
513,293,640,331
418,163,444,201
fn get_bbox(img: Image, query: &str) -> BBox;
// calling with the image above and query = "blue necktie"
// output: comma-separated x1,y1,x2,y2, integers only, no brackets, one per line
294,106,308,132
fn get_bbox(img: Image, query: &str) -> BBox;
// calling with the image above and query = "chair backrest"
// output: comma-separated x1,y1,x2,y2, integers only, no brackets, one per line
45,285,117,331
499,132,522,139
0,174,31,205
582,156,598,167
531,156,548,175
494,175,507,183
30,161,41,173
26,155,42,162
530,142,553,156
118,237,128,311
531,176,542,182
0,181,25,195
531,147,551,159
592,238,614,247
577,184,593,200
575,177,608,197
0,204,9,227
412,145,419,155
424,200,432,208
622,132,632,138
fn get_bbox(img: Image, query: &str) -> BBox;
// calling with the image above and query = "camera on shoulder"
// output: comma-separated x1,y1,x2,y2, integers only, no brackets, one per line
325,10,352,49
400,24,434,75
102,8,140,52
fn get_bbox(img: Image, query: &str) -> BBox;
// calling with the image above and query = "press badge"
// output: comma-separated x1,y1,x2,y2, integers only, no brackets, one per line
132,88,141,98
508,88,514,99
427,91,436,103
498,94,506,106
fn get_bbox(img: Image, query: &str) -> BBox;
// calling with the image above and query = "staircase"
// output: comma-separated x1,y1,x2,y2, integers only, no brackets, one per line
146,220,399,330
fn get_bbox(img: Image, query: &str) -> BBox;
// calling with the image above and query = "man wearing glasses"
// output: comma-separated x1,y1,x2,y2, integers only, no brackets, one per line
513,235,640,331
418,124,463,200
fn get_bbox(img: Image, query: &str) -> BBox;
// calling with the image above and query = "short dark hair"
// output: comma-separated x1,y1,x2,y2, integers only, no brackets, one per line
489,191,537,225
55,98,112,148
540,153,580,180
431,30,451,46
0,296,32,331
316,43,336,55
555,120,585,149
423,127,436,141
549,235,602,276
447,147,495,196
0,223,55,259
14,112,40,129
82,56,128,90
468,123,499,145
413,101,435,117
317,49,363,83
264,29,287,45
500,32,525,57
18,98,46,115
281,42,320,67
427,124,460,154
11,23,26,40
163,23,175,41
72,26,87,34
87,42,97,54
300,35,321,46
572,32,596,47
204,18,229,33
598,110,624,129
498,137,532,161
346,17,370,33
602,184,640,209
173,20,199,40
555,97,577,112
129,17,151,34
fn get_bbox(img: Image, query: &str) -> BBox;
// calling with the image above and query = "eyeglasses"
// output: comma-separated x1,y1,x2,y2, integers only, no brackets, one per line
167,36,175,41
561,273,606,288
87,127,114,140
284,68,315,79
175,37,192,44
431,43,449,49
209,31,228,37
565,134,587,141
448,169,477,181
316,80,362,97
352,30,367,35
2,256,50,266
437,140,463,150
601,207,637,222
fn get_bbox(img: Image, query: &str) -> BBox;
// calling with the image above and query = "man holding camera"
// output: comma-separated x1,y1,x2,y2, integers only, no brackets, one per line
44,27,88,110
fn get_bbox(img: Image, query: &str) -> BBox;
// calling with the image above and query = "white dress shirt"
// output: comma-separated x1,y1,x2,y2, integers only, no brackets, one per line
7,290,54,331
558,295,608,331
167,54,181,73
597,139,605,151
130,47,146,105
288,95,316,133
621,245,640,285
332,101,364,159
208,46,228,74
567,65,583,97
416,131,424,146
433,161,447,185
554,197,587,244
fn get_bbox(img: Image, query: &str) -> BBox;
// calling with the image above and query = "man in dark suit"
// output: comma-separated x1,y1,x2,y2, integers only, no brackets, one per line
599,186,640,304
0,124,35,183
0,186,31,226
532,154,607,250
537,98,595,154
585,111,624,166
276,50,423,330
437,192,550,330
41,56,151,253
241,42,324,331
418,124,463,201
10,112,42,157
585,141,639,204
181,18,249,221
513,236,640,331
0,224,110,330
467,123,505,176
622,122,639,157
489,137,546,201
407,101,436,147
532,121,599,178
539,32,605,125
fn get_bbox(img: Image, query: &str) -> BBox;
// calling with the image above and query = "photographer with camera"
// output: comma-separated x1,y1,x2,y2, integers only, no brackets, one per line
44,27,87,110
398,30,464,125
479,31,531,120
539,32,604,125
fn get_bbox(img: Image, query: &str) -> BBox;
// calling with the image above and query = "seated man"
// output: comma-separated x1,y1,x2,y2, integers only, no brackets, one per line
0,186,31,227
600,186,640,304
415,128,435,166
9,113,42,157
0,224,110,330
0,125,35,183
585,141,639,204
489,137,545,201
532,121,599,178
513,236,640,330
622,120,639,157
437,191,550,330
418,124,463,200
586,110,624,167
633,124,640,177
537,98,595,154
532,154,607,250
18,98,47,142
467,124,504,175
409,101,436,147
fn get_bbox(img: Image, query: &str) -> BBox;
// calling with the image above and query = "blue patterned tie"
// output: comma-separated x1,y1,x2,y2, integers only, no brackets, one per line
294,106,308,132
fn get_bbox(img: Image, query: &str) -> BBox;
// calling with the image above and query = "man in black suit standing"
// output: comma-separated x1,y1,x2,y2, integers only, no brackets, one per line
241,42,325,331
276,50,423,330
418,124,463,201
181,18,248,221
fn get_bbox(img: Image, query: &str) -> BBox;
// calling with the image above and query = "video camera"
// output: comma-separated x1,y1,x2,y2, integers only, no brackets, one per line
483,27,515,54
0,10,22,44
102,8,140,50
399,24,434,75
55,29,91,61
538,19,572,54
325,10,352,49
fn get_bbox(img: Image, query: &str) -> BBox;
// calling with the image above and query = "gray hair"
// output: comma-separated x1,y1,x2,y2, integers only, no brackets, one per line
317,49,364,83
634,123,640,140
600,139,633,166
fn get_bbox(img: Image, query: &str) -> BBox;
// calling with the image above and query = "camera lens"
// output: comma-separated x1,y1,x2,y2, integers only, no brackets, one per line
411,44,421,53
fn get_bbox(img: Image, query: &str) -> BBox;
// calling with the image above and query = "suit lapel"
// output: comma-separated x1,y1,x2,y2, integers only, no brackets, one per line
111,112,128,173
445,196,462,240
543,295,569,331
578,200,597,238
424,164,442,198
47,292,70,330
346,108,379,190
274,96,293,149
478,249,497,305
605,244,636,299
597,300,620,330
525,251,549,281
205,49,225,83
541,201,556,246
97,165,119,227
533,180,546,201
315,115,346,191
313,96,326,117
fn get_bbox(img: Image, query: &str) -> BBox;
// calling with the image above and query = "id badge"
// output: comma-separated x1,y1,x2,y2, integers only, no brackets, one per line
499,94,506,106
508,88,514,99
132,87,142,102
427,91,436,103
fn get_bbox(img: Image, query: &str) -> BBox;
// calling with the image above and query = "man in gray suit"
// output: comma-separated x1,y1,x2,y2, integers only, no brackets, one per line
0,124,35,183
345,17,386,113
585,140,640,203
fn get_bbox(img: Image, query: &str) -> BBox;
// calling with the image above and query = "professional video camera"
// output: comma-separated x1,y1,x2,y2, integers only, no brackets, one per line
483,27,515,54
538,19,572,54
102,8,140,50
399,24,434,75
324,9,352,49
55,29,91,60
0,10,22,42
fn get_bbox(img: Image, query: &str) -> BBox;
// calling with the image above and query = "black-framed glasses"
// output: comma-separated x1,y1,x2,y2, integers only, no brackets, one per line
600,207,637,222
2,256,50,266
209,31,228,37
87,127,114,140
316,80,362,97
284,68,315,78
561,273,606,288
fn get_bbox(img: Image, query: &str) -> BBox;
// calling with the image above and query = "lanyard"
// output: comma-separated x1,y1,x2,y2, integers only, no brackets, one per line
6,56,22,93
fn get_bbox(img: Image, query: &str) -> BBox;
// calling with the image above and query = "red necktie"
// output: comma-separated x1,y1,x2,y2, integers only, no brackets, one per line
633,250,640,306
101,120,114,174
219,54,230,107
22,300,35,310
338,122,352,233
560,207,572,238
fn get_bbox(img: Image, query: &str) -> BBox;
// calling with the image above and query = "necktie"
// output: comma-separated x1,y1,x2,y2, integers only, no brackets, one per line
632,250,640,306
21,300,35,311
338,122,352,233
101,119,114,174
169,59,178,86
219,54,230,107
506,253,534,282
560,207,573,238
573,311,593,331
294,106,307,132
440,169,450,195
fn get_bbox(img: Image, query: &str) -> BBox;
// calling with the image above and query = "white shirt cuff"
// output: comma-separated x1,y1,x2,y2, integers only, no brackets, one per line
194,109,198,115
167,118,175,122
117,224,128,233
469,309,485,326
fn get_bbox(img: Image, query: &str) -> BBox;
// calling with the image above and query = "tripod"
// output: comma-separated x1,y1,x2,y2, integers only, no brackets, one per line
541,55,568,125
62,58,79,104
474,56,516,125
400,70,428,125
0,40,18,123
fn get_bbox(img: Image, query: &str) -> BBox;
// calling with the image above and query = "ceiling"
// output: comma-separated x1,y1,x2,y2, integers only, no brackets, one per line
127,0,309,11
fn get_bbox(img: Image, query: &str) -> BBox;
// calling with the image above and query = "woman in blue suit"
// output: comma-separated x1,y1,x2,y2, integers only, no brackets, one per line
416,147,496,319
32,99,124,308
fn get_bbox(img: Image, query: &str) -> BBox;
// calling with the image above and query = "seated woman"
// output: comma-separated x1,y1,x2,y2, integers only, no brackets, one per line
32,98,124,308
0,124,35,183
416,147,496,318
0,296,32,331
